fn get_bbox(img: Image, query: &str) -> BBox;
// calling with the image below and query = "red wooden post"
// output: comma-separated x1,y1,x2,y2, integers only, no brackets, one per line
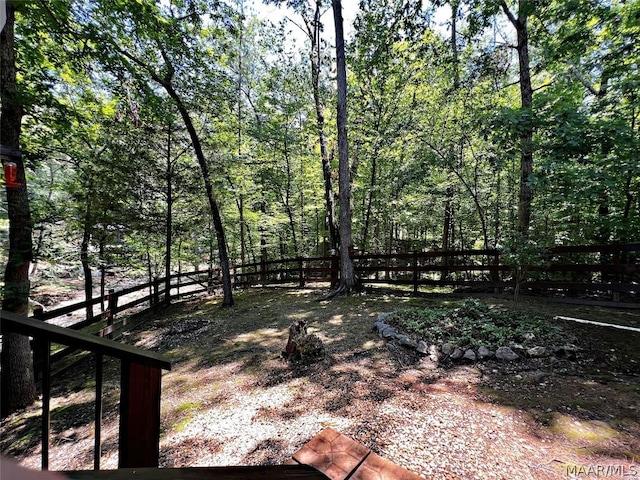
41,340,51,470
94,353,103,470
119,361,162,468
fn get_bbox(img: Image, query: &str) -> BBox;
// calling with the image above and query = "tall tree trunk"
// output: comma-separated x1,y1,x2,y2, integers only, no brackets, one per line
1,0,37,417
332,0,357,292
80,187,94,320
115,44,235,306
237,1,247,266
165,84,234,307
361,142,379,252
283,128,299,257
451,0,460,90
502,1,533,238
310,1,340,255
164,125,173,304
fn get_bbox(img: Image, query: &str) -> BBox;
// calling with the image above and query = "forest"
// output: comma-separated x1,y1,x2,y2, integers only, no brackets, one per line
2,0,639,292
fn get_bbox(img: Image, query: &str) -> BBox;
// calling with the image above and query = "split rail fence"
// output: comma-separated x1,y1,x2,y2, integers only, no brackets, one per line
235,243,640,307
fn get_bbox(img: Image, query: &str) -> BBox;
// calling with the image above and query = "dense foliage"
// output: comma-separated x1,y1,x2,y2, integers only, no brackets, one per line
2,0,638,282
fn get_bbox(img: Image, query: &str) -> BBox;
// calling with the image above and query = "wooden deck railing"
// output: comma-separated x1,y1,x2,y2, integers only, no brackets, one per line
0,310,171,470
30,269,214,377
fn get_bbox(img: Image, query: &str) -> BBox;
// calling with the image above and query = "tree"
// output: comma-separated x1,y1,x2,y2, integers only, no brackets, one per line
264,0,340,258
500,0,534,238
1,0,37,417
332,0,358,292
83,0,237,306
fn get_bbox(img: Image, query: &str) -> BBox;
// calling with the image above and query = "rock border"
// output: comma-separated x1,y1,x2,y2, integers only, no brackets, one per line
374,312,578,365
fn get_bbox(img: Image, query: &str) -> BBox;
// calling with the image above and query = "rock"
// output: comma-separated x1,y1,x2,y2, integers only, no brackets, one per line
478,346,495,359
523,332,536,341
416,340,429,354
463,349,477,361
398,335,418,349
450,348,464,360
495,346,519,361
381,326,397,339
419,357,439,370
428,344,441,363
552,344,577,360
375,320,389,334
532,371,550,384
527,346,548,358
375,313,395,335
377,312,395,323
441,343,454,355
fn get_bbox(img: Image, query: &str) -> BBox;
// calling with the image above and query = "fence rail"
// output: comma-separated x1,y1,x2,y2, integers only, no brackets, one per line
0,310,171,470
233,243,640,305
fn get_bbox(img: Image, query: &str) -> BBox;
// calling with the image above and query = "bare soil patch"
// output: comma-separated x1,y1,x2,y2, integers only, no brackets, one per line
2,288,639,479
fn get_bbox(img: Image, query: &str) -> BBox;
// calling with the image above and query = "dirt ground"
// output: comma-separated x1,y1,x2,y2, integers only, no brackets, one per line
1,287,639,479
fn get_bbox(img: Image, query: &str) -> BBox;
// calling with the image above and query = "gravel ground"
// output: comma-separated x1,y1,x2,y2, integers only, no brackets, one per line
3,288,639,479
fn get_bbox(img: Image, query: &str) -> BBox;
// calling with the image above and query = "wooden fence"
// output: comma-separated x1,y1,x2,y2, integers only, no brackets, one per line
29,269,215,377
234,243,640,307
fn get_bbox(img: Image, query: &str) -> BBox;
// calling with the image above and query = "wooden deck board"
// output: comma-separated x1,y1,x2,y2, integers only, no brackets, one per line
352,452,423,480
292,427,370,480
291,428,422,480
65,464,329,479
63,428,421,479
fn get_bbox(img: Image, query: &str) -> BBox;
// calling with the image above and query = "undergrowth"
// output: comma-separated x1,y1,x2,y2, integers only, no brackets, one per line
391,298,565,349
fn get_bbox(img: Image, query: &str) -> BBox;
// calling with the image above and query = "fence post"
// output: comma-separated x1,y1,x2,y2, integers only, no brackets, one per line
331,253,339,287
413,251,419,294
104,289,117,340
298,258,305,288
94,353,103,470
493,251,502,294
41,340,51,470
118,361,162,468
207,267,214,294
32,307,45,381
261,257,267,282
152,277,160,307
612,246,621,302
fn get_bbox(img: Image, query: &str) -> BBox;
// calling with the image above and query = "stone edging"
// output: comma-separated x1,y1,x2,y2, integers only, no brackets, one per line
374,312,578,364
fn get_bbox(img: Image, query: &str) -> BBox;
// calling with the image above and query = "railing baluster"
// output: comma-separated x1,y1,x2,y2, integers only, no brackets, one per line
94,353,103,470
41,340,51,470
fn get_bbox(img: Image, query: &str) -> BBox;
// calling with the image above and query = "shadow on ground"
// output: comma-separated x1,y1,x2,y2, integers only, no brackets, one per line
3,288,639,477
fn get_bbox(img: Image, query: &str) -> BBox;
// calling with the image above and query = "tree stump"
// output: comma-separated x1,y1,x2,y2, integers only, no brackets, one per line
283,320,325,364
